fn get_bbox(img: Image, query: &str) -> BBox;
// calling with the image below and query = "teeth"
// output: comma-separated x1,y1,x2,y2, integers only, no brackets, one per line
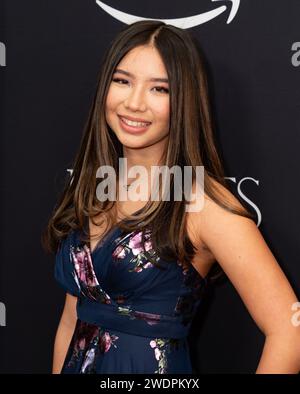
121,117,150,127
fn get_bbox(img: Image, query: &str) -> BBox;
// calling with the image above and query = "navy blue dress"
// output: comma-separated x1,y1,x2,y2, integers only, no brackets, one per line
54,222,208,374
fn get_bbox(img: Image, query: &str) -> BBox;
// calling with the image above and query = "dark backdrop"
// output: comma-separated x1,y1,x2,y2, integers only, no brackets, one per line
0,0,299,373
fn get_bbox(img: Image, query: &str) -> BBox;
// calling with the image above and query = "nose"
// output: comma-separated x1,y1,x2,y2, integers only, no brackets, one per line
124,85,147,112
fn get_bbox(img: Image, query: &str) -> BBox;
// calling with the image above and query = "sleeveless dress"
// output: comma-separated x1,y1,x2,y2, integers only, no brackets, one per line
54,220,209,374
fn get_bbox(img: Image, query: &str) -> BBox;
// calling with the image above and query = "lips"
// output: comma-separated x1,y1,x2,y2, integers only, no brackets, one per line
118,115,152,134
118,115,151,125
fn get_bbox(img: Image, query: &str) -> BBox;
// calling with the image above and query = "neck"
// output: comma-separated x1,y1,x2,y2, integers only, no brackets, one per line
122,142,167,173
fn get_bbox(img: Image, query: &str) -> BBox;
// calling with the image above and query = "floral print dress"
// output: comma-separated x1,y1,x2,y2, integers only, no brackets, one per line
54,222,209,374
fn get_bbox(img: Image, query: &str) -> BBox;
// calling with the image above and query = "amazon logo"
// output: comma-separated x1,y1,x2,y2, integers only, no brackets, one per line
95,0,240,28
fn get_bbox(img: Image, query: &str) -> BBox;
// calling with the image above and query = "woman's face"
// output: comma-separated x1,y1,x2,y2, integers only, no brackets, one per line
105,45,170,152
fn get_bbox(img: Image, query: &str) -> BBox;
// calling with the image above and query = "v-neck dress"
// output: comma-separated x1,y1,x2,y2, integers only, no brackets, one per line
54,221,209,374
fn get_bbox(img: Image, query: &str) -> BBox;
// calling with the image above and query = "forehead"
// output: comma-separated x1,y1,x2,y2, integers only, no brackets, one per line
116,45,167,78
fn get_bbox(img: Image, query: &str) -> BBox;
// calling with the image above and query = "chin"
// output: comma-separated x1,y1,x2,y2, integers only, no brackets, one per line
119,138,150,150
112,128,147,145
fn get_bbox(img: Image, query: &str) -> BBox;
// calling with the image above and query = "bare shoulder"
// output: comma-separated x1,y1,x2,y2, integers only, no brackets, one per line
203,177,246,211
187,177,251,251
201,177,253,228
188,178,300,340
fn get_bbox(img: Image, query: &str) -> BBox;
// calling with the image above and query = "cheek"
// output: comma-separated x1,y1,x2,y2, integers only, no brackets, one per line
106,84,125,108
153,96,169,119
105,88,115,111
105,91,119,125
155,103,169,124
105,97,115,128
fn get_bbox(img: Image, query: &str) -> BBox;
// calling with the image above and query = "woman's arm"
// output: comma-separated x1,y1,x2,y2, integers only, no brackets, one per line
194,181,300,373
256,330,300,373
52,293,78,374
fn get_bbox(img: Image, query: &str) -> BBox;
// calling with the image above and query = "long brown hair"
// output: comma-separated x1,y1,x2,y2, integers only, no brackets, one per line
42,20,255,281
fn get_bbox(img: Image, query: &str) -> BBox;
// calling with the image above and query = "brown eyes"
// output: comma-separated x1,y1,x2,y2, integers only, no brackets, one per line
112,78,169,94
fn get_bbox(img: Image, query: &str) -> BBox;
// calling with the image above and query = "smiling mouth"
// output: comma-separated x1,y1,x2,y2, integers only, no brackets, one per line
118,115,152,134
118,115,152,128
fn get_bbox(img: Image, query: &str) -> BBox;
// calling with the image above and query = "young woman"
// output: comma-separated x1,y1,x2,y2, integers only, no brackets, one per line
43,20,300,374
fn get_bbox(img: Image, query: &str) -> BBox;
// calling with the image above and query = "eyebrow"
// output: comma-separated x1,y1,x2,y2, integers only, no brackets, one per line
114,68,169,83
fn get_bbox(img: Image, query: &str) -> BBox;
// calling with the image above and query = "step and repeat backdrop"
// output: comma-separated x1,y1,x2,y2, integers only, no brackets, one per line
0,1,299,373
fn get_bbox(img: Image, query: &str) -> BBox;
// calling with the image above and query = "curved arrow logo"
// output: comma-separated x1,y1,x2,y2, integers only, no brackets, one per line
95,0,240,28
